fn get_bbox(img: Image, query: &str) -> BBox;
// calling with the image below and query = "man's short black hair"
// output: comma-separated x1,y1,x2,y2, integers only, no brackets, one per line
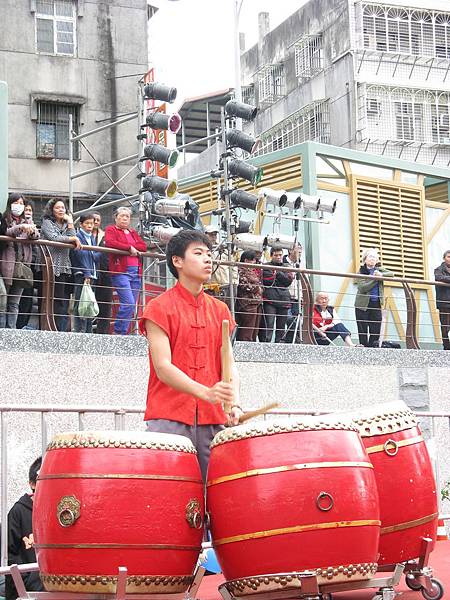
240,250,256,262
270,246,283,256
166,230,212,279
29,456,42,484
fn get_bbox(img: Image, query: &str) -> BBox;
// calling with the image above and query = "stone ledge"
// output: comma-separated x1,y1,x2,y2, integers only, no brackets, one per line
1,329,450,367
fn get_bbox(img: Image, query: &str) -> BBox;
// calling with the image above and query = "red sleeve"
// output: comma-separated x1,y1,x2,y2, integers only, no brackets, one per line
104,226,131,251
131,230,148,252
138,296,171,337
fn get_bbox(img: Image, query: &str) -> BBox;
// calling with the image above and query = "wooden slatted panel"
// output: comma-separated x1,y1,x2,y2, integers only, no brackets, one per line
352,176,425,279
425,182,449,204
179,155,302,211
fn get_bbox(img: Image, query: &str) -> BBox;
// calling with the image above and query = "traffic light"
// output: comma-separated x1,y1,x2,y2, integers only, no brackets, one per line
225,100,258,122
228,159,263,186
141,144,179,168
226,129,260,154
140,175,177,198
143,83,177,104
230,189,259,211
145,112,182,134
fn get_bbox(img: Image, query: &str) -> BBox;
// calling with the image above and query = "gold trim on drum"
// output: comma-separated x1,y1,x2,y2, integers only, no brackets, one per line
211,418,358,448
365,435,424,455
222,563,379,596
349,401,417,437
41,573,194,594
46,431,197,454
213,519,381,546
35,543,201,551
380,512,438,535
38,473,203,484
207,461,373,487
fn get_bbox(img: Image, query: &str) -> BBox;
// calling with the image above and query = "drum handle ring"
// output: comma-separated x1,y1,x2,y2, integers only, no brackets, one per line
57,495,81,527
316,492,334,512
185,499,203,529
384,439,399,456
58,509,76,527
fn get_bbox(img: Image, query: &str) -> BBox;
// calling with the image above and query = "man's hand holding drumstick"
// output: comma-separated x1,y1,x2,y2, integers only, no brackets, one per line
221,320,243,426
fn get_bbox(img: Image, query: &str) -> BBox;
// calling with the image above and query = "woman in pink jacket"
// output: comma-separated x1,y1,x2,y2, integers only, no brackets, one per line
104,206,147,335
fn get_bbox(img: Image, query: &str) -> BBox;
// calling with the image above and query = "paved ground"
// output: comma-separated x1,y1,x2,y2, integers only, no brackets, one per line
197,541,449,599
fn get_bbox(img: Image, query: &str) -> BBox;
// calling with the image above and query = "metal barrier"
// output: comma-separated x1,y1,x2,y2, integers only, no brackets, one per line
1,236,449,347
1,404,449,568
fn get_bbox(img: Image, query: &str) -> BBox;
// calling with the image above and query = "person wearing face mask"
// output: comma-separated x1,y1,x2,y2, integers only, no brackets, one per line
16,200,40,329
0,193,40,329
354,248,393,347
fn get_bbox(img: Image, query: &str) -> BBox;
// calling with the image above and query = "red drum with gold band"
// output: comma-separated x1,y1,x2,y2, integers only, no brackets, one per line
33,431,204,594
348,401,438,565
207,416,380,595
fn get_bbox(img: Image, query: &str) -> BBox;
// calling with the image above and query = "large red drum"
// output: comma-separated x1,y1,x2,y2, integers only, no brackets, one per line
348,401,438,565
207,416,380,595
33,431,204,594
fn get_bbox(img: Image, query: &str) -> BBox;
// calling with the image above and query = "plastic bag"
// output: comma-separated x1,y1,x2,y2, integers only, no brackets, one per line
78,281,99,318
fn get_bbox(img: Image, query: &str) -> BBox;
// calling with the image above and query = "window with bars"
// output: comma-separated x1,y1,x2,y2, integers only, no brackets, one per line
257,64,285,105
36,102,79,159
241,84,255,107
36,0,76,56
294,34,323,79
362,4,450,59
352,176,425,280
394,102,424,141
254,100,330,157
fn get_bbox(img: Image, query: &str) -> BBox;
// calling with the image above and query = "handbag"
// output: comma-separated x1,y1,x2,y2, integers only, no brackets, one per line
78,281,99,318
13,248,34,288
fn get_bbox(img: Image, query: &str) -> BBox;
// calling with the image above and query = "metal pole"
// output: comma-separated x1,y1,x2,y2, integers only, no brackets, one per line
221,108,235,318
1,412,8,566
71,154,139,180
233,0,243,130
69,113,74,214
71,112,138,142
73,193,140,216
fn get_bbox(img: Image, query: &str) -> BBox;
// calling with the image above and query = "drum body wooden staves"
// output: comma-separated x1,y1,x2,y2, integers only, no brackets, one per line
349,401,438,565
33,431,204,594
207,417,380,595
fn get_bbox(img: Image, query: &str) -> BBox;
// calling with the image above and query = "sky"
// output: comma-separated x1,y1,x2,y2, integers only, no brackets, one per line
148,0,306,108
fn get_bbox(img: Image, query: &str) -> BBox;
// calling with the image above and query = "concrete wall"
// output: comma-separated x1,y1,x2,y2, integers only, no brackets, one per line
1,329,450,513
0,0,147,197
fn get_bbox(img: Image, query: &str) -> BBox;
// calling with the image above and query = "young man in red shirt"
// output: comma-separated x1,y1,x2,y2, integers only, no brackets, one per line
139,229,242,479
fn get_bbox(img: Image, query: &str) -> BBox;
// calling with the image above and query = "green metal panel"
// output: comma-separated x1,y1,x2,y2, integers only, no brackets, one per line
0,81,7,213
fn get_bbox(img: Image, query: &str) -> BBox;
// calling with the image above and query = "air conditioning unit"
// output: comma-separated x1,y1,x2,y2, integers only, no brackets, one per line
367,99,381,116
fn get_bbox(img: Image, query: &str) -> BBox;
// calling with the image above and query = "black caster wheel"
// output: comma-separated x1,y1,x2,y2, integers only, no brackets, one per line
405,575,423,591
421,578,444,600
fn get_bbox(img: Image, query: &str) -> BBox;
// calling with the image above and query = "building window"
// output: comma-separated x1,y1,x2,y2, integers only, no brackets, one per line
362,4,450,59
257,64,285,105
254,100,330,157
294,34,323,79
241,84,255,107
36,102,79,159
395,102,424,141
36,0,76,56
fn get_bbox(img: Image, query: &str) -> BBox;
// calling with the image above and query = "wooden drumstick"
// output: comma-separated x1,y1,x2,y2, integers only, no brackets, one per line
221,320,232,414
239,402,279,424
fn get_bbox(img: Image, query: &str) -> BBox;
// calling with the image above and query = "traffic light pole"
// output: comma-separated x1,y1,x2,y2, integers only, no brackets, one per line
220,108,235,319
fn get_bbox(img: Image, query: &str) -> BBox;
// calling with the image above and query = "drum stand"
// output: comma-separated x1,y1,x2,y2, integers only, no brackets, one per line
3,563,206,600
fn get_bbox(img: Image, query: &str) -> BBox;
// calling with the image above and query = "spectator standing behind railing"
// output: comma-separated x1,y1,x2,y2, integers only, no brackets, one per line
434,249,450,350
70,213,101,333
16,200,41,330
40,199,81,332
313,291,355,347
260,247,293,343
236,250,263,342
92,212,113,334
204,225,239,310
5,457,43,600
283,243,303,343
354,248,393,348
0,210,7,328
105,207,147,335
0,193,39,329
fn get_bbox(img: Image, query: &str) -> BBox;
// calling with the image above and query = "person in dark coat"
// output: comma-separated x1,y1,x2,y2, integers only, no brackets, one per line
434,249,450,350
6,457,43,600
0,211,7,328
260,247,293,343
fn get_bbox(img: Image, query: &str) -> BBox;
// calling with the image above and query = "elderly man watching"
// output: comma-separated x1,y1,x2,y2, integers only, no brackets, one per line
313,291,355,347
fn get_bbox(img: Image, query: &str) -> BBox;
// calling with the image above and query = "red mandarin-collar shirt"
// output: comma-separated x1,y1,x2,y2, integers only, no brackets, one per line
139,282,235,426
